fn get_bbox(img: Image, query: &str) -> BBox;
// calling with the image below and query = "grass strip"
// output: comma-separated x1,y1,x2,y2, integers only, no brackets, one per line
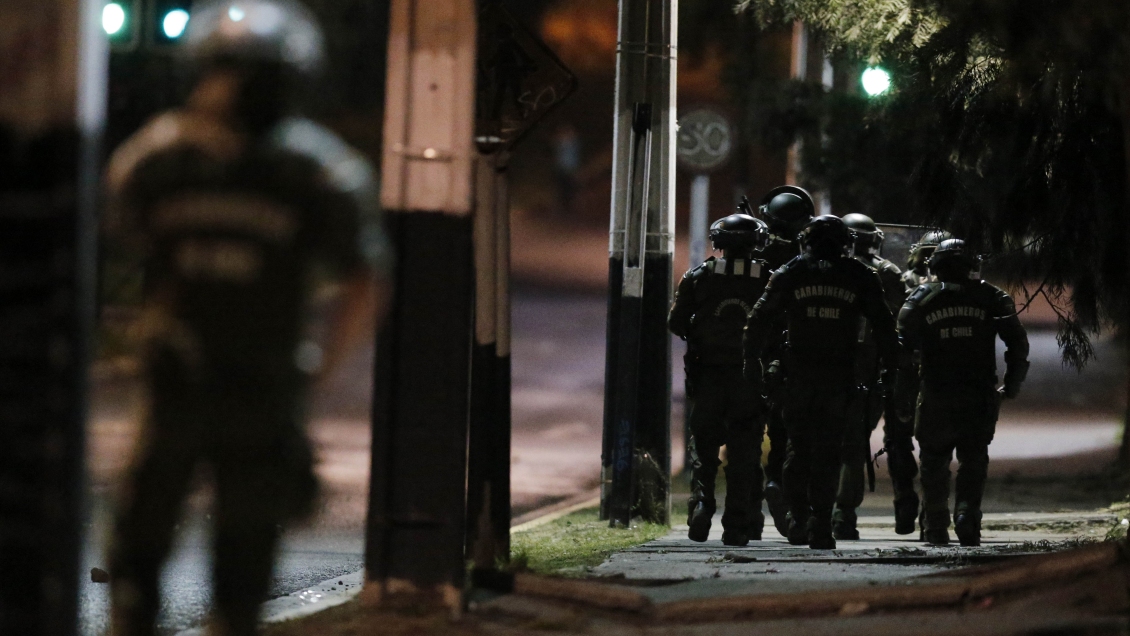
510,506,669,575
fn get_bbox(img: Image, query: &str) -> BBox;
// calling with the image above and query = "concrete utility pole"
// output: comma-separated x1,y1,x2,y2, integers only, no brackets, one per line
0,0,106,633
366,0,477,612
601,0,677,527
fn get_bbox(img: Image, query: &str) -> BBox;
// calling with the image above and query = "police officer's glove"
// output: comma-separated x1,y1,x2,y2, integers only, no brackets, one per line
1002,360,1029,399
764,359,784,389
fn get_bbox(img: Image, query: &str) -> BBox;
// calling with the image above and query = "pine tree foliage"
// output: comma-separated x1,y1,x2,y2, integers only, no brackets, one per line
736,0,1130,368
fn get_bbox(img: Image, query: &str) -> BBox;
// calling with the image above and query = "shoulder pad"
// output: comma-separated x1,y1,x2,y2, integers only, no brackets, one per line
908,282,944,307
684,259,714,280
106,110,243,197
270,118,378,202
987,283,1019,318
876,258,902,276
842,256,878,277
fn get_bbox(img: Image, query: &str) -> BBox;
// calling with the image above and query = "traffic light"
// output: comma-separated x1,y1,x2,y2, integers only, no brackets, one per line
861,67,892,97
103,0,140,50
154,0,193,45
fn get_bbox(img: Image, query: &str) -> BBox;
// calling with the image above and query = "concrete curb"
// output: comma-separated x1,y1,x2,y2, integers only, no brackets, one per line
173,489,607,633
510,488,603,534
174,571,365,635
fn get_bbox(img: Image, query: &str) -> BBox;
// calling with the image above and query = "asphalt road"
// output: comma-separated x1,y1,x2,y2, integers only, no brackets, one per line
80,289,1126,634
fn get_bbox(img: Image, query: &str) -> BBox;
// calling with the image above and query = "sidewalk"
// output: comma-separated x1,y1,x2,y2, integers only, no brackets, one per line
465,510,1128,636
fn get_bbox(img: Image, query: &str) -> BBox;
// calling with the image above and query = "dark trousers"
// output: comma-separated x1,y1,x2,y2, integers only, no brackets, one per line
782,370,853,529
686,365,764,532
915,382,998,531
883,407,918,503
765,406,787,484
110,366,316,636
833,401,872,525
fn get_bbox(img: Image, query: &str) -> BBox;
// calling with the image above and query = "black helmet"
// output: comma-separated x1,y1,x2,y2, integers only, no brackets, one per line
798,215,853,259
186,0,325,75
928,239,979,282
709,214,769,252
841,213,884,255
759,185,815,238
907,229,955,272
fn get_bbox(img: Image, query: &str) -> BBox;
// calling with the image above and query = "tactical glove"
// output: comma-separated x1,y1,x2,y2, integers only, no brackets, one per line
1002,360,1029,399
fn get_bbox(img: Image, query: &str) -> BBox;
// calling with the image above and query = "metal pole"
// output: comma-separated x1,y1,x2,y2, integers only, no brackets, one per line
492,156,512,559
467,149,511,579
601,0,677,525
684,172,709,472
0,0,106,633
688,174,710,269
366,0,477,613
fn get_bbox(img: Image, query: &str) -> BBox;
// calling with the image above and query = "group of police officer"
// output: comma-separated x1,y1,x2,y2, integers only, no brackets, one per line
669,186,1030,551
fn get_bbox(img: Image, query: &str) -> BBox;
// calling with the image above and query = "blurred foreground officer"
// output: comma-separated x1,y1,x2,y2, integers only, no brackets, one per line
833,214,911,539
753,185,814,536
743,216,899,549
670,214,771,546
896,240,1028,547
104,2,389,634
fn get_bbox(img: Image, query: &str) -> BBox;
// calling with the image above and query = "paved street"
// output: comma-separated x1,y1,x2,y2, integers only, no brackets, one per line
80,289,1125,634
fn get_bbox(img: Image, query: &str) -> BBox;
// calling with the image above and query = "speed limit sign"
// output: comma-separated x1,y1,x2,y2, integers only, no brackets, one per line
676,108,734,174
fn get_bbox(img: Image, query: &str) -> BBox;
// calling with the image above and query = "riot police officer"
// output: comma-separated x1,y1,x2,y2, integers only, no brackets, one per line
753,185,815,537
743,216,899,550
832,214,913,539
896,240,1028,546
901,230,955,294
104,2,390,634
670,214,772,546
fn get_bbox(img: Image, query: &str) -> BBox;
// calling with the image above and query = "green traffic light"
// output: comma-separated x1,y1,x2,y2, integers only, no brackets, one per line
861,67,892,97
102,2,127,36
162,9,190,39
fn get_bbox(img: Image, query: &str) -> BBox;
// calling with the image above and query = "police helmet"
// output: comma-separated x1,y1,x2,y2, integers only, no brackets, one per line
185,0,325,76
841,213,884,254
758,185,815,239
709,214,769,252
907,229,955,272
927,239,979,282
798,215,853,259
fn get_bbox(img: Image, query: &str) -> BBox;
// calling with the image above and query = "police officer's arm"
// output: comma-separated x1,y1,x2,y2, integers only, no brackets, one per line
894,293,926,419
742,270,789,383
860,268,901,371
993,288,1030,398
288,121,394,385
668,272,697,339
879,264,908,315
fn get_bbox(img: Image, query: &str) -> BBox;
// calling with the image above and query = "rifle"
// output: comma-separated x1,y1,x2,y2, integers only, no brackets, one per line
738,195,754,216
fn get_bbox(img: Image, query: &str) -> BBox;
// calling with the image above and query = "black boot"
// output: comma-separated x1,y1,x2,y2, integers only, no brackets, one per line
687,500,714,542
764,481,789,538
808,517,836,550
745,509,765,542
894,493,919,535
786,512,809,546
924,527,950,546
721,527,749,546
954,510,981,547
832,508,859,540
